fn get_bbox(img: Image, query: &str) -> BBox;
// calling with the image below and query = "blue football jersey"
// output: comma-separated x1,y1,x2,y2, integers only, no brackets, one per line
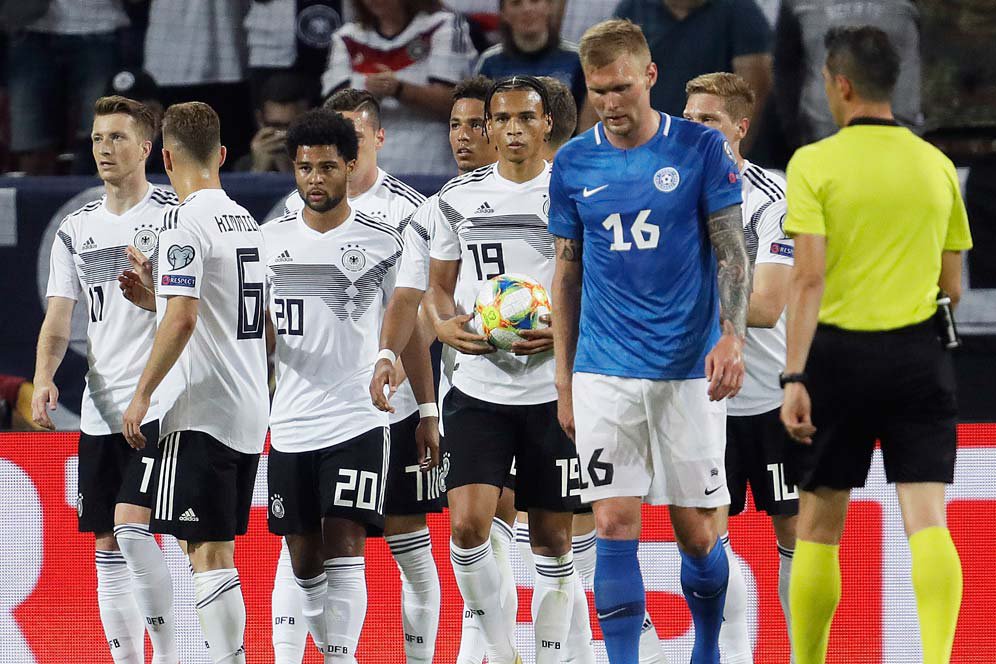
548,113,742,380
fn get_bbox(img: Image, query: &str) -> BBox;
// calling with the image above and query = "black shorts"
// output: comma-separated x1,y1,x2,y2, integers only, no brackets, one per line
385,411,444,516
77,421,160,533
788,320,958,491
268,426,389,537
441,388,582,513
727,408,799,516
149,430,260,542
499,459,591,514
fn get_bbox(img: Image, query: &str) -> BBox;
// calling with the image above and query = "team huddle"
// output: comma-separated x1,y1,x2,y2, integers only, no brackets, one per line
36,19,809,664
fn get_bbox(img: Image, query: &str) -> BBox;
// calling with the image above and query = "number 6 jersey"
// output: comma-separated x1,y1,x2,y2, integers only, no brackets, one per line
427,162,557,406
155,189,269,454
264,207,403,454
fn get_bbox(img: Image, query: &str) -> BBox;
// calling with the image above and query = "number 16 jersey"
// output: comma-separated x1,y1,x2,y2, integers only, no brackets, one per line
428,162,557,406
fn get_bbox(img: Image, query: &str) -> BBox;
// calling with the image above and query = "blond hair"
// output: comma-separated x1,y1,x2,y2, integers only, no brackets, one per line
94,95,157,141
685,72,756,122
578,19,650,71
162,102,221,164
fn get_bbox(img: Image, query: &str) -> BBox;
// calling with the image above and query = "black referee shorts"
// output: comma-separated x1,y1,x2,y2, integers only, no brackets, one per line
787,319,958,491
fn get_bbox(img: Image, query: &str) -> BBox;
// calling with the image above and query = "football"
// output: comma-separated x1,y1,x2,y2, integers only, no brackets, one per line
473,273,551,350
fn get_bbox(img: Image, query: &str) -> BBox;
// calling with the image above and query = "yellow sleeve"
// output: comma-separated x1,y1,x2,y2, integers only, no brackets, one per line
783,147,826,237
943,163,973,251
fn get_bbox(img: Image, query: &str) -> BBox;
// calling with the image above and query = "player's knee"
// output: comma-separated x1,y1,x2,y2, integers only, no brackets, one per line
676,526,719,558
450,516,491,548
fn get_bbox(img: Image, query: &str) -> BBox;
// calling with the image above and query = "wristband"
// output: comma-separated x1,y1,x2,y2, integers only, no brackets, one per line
779,372,807,388
418,402,439,418
376,348,397,364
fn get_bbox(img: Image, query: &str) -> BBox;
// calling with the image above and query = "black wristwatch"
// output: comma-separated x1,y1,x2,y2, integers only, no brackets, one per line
779,372,807,388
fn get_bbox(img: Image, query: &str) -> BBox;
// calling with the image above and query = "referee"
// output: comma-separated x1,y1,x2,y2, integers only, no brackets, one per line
779,27,972,664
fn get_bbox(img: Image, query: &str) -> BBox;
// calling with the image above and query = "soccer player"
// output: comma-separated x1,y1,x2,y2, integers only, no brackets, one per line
264,108,436,664
684,72,798,663
33,95,178,664
121,102,269,664
271,89,441,664
424,75,582,664
780,27,970,664
549,20,750,664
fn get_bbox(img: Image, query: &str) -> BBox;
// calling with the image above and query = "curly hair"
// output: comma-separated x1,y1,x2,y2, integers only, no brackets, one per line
285,109,359,162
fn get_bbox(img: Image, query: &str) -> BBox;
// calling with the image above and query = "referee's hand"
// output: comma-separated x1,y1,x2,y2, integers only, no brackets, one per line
781,384,817,444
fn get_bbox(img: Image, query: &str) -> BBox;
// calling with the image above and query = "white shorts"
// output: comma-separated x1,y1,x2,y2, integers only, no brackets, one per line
573,373,729,508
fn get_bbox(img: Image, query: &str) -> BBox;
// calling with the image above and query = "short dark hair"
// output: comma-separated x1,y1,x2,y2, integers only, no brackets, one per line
824,26,900,102
353,0,439,30
285,109,359,162
452,76,493,104
94,95,157,141
537,76,576,149
162,102,221,164
258,72,315,108
323,88,381,129
485,75,551,121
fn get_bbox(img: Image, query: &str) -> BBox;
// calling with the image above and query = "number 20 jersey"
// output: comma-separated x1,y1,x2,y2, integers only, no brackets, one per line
428,162,557,405
548,114,743,381
264,208,402,453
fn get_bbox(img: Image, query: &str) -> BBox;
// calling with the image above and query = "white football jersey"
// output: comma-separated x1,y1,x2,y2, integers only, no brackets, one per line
46,184,177,435
395,194,434,292
728,161,793,417
428,162,557,405
284,168,425,421
155,189,269,454
265,208,404,453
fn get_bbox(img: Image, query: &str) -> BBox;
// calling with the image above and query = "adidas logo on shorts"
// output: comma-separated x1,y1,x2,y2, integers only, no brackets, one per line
274,250,292,262
474,201,494,215
81,237,97,251
178,508,199,522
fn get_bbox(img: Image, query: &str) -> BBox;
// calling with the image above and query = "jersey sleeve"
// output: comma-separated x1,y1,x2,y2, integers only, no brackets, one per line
698,129,743,215
426,12,475,85
397,205,432,291
783,147,826,236
157,210,205,299
942,162,973,251
753,199,793,265
46,222,82,301
548,153,583,240
321,31,353,96
428,196,463,261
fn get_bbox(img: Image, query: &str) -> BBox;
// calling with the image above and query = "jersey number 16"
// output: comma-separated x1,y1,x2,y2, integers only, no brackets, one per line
602,210,659,251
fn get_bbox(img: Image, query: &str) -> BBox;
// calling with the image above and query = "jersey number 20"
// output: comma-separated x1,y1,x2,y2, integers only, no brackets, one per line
602,210,659,251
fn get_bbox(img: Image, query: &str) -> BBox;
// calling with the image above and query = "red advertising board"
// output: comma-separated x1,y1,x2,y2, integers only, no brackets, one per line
2,425,994,662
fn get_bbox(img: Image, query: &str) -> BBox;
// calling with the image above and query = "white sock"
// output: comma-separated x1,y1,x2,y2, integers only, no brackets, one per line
640,612,668,664
114,524,177,664
387,528,440,664
456,602,486,664
491,517,518,636
514,519,535,579
193,568,246,664
323,557,366,663
719,533,752,664
572,528,597,584
532,552,576,663
450,539,517,664
565,563,596,664
272,540,309,663
96,550,145,664
778,543,795,664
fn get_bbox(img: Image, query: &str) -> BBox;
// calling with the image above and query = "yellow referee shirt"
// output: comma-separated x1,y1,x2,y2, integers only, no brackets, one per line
784,120,973,331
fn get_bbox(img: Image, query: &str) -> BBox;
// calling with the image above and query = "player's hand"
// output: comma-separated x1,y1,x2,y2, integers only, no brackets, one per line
365,64,401,100
705,333,744,401
31,381,59,430
369,358,396,413
510,314,553,356
122,395,150,449
415,416,440,471
556,380,575,441
435,313,495,355
781,383,816,444
119,246,156,311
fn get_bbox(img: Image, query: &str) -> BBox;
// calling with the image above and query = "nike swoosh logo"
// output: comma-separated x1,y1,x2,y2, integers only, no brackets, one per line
596,607,627,620
704,485,723,496
582,184,609,198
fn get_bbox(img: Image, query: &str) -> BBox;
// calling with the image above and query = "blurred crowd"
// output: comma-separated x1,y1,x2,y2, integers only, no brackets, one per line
0,1,994,187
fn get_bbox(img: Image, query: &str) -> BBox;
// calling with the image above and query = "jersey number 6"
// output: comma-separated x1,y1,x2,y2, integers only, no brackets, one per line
236,248,265,339
602,210,659,251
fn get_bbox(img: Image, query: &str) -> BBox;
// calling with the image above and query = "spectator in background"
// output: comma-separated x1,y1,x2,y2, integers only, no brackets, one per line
100,67,167,173
234,72,312,172
143,0,255,168
774,0,921,151
614,0,773,154
4,0,126,174
555,0,617,45
322,0,477,177
475,0,586,114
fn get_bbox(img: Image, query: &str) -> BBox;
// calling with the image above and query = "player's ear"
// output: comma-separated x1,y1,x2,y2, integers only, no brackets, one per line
544,113,553,142
162,147,173,173
646,61,658,89
217,145,227,168
738,117,750,142
345,158,357,179
141,139,153,161
375,127,385,151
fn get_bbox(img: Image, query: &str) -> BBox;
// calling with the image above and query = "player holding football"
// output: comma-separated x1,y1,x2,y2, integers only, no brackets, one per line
122,102,269,664
684,72,798,663
34,95,179,664
423,75,583,664
550,20,750,664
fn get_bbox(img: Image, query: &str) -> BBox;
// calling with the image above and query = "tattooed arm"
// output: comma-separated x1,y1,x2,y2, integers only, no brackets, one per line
705,203,750,400
552,236,583,439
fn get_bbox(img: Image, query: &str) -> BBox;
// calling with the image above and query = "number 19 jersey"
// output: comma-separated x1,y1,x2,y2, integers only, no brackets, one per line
428,162,557,405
